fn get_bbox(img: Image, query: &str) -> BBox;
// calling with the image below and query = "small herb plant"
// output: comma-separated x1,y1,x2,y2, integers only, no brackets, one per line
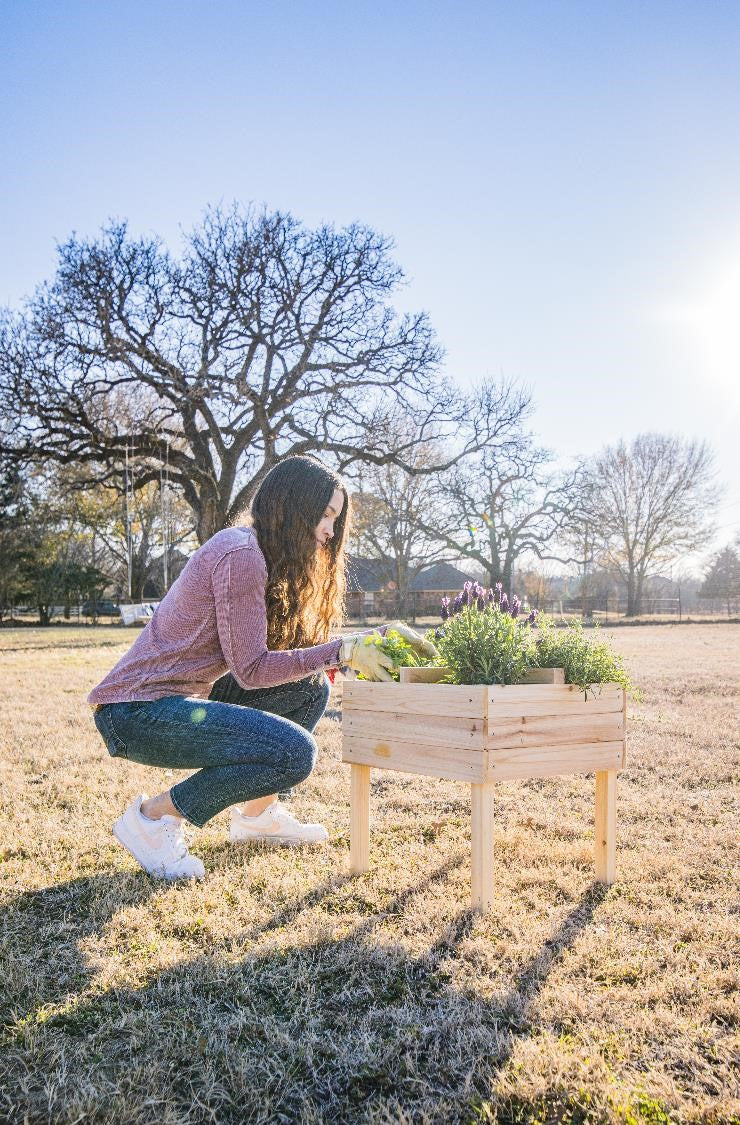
531,617,633,695
355,629,427,682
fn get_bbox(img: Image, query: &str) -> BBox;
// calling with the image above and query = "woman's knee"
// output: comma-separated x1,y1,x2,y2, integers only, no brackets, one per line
282,728,318,787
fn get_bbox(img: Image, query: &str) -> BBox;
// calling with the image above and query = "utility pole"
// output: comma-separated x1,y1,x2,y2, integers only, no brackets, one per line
125,443,134,601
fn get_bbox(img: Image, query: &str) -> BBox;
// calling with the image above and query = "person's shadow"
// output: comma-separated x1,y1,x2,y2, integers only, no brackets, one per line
0,870,162,1026
1,853,609,1123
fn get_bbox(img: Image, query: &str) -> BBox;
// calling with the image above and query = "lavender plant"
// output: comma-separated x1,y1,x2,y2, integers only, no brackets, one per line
425,585,537,685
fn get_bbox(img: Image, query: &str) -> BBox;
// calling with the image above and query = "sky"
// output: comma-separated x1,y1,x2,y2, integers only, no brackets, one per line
2,0,739,568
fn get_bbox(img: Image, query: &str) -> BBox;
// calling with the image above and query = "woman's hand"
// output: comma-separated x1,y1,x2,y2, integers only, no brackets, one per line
383,621,440,659
341,632,396,681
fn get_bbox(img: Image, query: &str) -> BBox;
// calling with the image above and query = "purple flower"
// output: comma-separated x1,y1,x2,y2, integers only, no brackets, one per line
441,596,450,621
452,594,463,615
434,626,444,640
500,592,509,612
510,595,521,619
486,588,495,604
477,595,486,611
461,587,470,607
527,610,537,626
494,582,502,605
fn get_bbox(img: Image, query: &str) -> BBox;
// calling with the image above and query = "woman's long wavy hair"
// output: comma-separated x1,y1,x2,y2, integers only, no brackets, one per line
246,456,351,651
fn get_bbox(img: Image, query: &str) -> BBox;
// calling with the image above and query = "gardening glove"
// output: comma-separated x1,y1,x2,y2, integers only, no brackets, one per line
340,632,396,682
383,621,440,660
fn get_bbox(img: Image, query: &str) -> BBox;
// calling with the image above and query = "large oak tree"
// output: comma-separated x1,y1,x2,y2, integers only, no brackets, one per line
1,206,518,542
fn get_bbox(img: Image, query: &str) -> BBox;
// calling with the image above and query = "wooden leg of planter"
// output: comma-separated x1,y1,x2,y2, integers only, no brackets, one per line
595,769,617,884
350,763,371,874
471,782,495,911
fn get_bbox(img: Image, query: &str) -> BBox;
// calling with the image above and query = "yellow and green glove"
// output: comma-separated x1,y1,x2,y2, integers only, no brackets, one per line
382,621,440,660
340,632,396,681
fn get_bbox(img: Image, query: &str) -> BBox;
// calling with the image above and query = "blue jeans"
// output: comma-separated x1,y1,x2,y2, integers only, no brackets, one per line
93,672,330,827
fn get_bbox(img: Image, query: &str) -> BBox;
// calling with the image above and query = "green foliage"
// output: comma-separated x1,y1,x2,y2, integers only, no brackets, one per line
356,629,427,682
621,1093,675,1125
532,618,633,695
358,587,634,694
424,604,535,686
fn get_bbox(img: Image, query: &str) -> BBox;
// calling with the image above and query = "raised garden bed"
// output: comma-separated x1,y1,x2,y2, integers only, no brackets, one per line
342,666,627,911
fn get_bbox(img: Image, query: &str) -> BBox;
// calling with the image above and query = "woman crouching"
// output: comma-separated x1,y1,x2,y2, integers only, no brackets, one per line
88,454,434,879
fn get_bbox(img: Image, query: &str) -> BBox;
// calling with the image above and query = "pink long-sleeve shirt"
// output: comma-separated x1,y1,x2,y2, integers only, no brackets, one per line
87,527,345,704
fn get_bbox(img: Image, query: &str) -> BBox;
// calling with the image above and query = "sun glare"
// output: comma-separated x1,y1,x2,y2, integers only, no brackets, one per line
660,257,740,397
692,260,740,394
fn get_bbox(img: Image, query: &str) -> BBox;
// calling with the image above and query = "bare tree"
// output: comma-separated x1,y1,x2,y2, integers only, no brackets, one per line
1,206,521,542
346,430,459,616
582,433,718,616
414,440,582,591
71,478,197,601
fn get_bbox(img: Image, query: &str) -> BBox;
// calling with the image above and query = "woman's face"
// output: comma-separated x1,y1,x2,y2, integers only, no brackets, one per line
314,488,345,549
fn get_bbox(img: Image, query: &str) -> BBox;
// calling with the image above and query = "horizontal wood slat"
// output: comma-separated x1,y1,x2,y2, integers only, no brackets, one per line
486,712,624,750
489,740,625,781
487,685,624,719
345,709,485,749
343,680,484,719
488,682,624,702
342,734,487,782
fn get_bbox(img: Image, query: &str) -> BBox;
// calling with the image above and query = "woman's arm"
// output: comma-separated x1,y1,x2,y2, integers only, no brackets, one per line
211,546,342,690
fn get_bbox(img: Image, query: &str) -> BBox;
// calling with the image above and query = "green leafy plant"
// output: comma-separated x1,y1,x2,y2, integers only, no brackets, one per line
412,580,635,693
424,605,535,686
531,617,633,695
355,629,427,682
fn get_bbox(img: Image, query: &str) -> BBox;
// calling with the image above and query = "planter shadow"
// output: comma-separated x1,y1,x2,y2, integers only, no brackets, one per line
1,854,609,1123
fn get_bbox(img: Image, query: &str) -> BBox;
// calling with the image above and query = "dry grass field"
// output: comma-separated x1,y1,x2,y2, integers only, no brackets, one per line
0,625,738,1124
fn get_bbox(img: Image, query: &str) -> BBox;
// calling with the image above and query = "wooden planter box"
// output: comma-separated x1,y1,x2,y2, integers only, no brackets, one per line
342,667,627,911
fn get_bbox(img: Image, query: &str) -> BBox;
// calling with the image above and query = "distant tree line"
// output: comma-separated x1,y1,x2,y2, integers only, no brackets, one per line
0,204,726,623
697,543,740,614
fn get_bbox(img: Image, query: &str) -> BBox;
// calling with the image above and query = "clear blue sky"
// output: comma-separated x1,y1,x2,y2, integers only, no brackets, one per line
2,0,739,565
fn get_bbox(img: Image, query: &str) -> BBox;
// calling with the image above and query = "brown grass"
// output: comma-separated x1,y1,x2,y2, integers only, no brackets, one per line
0,625,738,1124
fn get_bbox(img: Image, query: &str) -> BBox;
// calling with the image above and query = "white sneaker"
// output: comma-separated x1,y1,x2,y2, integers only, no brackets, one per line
229,800,329,846
113,794,206,880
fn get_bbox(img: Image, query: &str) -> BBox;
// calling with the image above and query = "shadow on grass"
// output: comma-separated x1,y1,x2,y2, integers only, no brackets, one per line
0,850,609,1123
0,870,161,1027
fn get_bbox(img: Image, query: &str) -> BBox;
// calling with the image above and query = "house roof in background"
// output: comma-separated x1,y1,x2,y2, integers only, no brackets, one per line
345,557,394,593
346,557,475,593
409,562,475,591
